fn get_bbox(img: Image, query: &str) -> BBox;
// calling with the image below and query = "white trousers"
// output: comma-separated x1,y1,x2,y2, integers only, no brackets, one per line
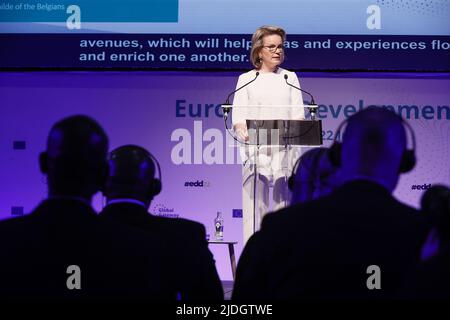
241,146,300,245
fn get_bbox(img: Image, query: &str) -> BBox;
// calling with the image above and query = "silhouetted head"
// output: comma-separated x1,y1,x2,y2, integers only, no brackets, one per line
39,115,109,201
340,107,408,192
104,145,161,208
421,185,450,243
290,147,338,205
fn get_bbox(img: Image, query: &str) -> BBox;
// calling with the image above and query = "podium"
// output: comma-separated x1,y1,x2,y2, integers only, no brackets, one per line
246,119,322,146
226,105,323,239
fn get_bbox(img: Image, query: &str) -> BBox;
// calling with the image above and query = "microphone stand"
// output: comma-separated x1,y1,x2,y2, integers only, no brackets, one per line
282,120,290,207
221,71,260,239
222,72,259,121
284,75,318,121
253,120,259,235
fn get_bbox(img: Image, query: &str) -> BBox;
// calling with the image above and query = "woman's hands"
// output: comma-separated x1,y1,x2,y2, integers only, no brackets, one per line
233,123,249,141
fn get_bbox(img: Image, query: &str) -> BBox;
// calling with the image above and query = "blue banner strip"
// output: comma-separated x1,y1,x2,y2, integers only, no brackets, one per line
0,0,178,22
1,34,449,71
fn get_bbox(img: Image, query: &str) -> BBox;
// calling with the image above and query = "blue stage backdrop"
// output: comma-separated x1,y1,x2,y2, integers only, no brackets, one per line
1,71,449,280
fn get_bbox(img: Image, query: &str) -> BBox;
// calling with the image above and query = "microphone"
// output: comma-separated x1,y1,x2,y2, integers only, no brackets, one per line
284,74,318,120
222,71,259,120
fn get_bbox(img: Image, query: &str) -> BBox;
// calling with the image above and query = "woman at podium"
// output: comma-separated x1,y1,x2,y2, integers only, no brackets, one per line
231,25,305,244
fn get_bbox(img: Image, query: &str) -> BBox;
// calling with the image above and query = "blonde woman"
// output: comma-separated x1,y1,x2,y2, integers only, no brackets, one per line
232,26,305,244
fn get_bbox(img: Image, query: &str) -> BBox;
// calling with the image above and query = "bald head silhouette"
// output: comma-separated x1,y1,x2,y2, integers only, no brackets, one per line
39,115,109,200
340,107,409,192
291,147,337,204
104,145,160,208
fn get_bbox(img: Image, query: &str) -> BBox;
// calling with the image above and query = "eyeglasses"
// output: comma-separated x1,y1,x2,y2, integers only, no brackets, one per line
263,45,284,53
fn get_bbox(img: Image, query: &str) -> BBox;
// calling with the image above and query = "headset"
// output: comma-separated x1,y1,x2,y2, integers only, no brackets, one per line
288,147,327,192
142,148,162,197
328,110,416,173
109,145,162,197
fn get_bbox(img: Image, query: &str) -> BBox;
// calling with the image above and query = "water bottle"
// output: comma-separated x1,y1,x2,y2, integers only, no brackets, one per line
214,212,224,240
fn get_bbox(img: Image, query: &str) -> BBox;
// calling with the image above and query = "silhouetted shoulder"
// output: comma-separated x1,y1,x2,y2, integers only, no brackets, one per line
0,214,37,246
409,245,450,299
260,199,321,233
0,214,33,228
152,215,207,241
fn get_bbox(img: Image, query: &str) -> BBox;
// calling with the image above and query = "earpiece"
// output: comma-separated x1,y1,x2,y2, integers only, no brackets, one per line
398,119,416,173
39,152,48,174
146,151,162,197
